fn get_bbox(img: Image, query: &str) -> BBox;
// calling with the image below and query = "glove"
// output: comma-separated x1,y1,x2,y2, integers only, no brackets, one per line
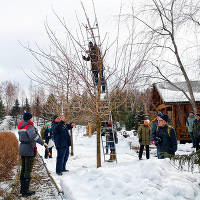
44,143,48,148
71,123,75,127
82,55,86,60
151,141,154,144
139,138,142,143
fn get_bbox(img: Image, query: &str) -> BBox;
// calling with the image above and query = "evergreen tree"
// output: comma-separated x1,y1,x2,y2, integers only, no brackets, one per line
0,98,5,119
23,98,31,112
11,99,20,117
125,109,138,131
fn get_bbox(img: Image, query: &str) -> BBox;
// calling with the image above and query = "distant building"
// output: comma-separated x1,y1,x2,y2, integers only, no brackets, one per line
152,81,200,141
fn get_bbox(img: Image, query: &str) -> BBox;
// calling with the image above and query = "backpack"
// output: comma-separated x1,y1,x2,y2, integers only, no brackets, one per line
40,125,46,140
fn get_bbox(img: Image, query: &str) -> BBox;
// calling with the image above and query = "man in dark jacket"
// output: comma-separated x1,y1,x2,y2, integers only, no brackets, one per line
52,115,75,175
151,114,177,159
18,112,48,197
192,113,200,151
82,41,106,93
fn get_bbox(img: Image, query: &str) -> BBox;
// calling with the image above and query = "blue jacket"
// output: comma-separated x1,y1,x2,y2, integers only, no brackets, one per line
52,121,72,148
152,125,177,155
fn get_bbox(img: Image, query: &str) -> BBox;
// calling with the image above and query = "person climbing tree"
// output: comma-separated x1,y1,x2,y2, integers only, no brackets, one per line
82,41,106,93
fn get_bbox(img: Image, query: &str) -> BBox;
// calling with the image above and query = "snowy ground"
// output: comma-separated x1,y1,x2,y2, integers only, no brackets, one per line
35,126,200,200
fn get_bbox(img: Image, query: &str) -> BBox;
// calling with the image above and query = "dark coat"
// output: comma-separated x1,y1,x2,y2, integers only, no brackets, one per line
18,121,44,156
52,121,72,148
44,128,53,143
193,119,200,138
152,125,177,155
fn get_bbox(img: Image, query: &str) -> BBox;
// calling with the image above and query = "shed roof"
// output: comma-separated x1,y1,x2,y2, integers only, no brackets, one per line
154,81,200,103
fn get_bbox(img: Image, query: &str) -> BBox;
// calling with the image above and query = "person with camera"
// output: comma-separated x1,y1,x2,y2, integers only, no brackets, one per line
151,114,177,159
138,119,151,160
192,113,200,151
52,115,75,175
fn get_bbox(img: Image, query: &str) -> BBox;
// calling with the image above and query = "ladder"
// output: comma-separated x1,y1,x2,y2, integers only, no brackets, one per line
81,2,117,163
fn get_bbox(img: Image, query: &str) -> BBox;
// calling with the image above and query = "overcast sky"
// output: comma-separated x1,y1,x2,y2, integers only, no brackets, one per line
0,0,128,92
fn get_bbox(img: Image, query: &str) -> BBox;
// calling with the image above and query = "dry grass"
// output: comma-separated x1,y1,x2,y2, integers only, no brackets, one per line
0,132,19,181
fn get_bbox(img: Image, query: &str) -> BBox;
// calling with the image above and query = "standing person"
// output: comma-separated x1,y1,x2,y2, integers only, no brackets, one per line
150,112,164,157
82,41,106,93
52,115,75,175
18,112,48,197
138,119,151,160
192,113,200,151
151,114,177,159
186,111,196,148
44,123,53,159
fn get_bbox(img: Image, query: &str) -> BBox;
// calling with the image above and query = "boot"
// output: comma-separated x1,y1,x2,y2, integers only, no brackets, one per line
21,178,35,197
108,154,113,162
112,152,116,161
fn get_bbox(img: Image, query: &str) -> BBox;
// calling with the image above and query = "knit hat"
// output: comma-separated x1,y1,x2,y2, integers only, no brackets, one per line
160,114,168,122
89,41,93,47
52,115,59,122
23,112,32,121
157,112,164,118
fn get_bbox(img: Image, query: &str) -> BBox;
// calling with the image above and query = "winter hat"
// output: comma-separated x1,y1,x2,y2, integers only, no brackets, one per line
157,112,164,118
52,114,59,122
196,113,200,117
160,114,168,122
89,41,93,47
23,112,32,121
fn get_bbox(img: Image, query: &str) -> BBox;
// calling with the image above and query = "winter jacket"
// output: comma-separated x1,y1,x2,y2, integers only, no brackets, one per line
138,125,151,145
186,116,195,133
152,125,177,155
52,121,72,148
150,119,158,141
44,128,53,142
18,121,44,157
193,119,200,138
101,128,118,144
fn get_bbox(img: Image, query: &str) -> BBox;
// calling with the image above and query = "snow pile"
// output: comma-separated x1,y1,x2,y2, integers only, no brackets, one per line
36,126,200,200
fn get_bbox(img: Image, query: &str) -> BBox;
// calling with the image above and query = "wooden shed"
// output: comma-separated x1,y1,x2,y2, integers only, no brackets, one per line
152,81,200,141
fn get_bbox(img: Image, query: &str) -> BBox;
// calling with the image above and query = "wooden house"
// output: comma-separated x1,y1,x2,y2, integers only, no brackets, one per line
152,81,200,142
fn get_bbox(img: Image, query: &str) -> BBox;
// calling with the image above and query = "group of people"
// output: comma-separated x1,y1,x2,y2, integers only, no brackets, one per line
138,112,177,160
17,112,74,197
137,111,200,160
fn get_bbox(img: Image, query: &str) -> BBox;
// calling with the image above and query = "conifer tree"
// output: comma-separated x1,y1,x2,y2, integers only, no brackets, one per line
23,98,31,112
0,98,5,119
11,99,20,117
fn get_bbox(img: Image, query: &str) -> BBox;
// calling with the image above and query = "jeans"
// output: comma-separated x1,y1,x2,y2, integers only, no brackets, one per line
92,70,106,92
189,132,196,147
56,147,70,173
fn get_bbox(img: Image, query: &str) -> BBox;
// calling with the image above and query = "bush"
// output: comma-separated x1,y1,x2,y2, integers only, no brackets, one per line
0,132,19,181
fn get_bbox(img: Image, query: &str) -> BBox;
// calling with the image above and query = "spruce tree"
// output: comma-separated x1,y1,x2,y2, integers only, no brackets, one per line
23,98,31,112
0,98,5,119
11,99,20,117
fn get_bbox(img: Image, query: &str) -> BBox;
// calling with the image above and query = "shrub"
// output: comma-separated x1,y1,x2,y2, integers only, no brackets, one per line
0,132,19,181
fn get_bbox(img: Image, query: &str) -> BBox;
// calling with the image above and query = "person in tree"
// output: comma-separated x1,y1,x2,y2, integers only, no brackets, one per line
18,112,48,197
82,41,106,93
44,123,53,159
192,113,200,151
138,119,151,160
52,115,75,175
151,114,177,159
186,111,196,148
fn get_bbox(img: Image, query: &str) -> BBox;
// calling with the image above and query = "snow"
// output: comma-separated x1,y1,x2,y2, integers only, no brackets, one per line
0,116,13,132
35,126,200,200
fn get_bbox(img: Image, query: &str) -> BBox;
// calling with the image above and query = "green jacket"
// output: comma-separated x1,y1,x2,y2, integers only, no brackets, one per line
193,119,200,138
186,116,195,132
138,125,151,145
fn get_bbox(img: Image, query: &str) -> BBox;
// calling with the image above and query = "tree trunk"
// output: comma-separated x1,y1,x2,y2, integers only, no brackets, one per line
70,129,74,156
96,115,101,168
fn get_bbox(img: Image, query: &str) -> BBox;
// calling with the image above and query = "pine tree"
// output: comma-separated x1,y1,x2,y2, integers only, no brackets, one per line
11,99,20,117
23,98,31,112
0,98,5,119
125,109,137,131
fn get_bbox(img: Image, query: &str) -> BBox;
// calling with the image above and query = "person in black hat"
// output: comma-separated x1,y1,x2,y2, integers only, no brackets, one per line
192,113,200,151
52,115,75,175
151,114,177,159
82,41,106,93
18,112,48,197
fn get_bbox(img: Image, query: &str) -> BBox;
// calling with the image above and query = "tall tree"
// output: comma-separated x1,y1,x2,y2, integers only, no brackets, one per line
23,98,31,113
0,98,5,119
11,99,20,117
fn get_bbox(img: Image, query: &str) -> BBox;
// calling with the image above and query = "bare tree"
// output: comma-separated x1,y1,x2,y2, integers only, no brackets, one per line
128,0,200,112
